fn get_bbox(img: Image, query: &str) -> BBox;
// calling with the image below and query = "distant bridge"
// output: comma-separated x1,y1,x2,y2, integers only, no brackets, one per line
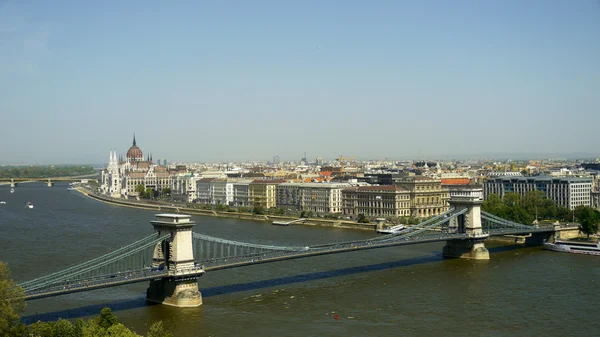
0,174,98,187
16,187,576,306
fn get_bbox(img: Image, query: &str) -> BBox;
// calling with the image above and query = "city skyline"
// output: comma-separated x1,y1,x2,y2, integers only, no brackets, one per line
1,1,599,164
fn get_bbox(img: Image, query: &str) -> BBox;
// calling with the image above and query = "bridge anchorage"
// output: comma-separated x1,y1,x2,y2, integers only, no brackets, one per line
146,214,204,307
442,186,490,260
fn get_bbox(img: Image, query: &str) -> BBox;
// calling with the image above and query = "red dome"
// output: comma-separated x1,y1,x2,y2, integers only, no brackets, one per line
127,145,143,159
126,134,143,160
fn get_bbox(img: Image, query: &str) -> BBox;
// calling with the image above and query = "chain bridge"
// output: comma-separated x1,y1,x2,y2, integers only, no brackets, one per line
17,187,574,307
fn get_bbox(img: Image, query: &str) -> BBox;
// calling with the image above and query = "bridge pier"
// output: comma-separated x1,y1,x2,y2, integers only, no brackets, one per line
443,236,489,260
47,179,54,187
525,225,562,246
442,187,490,260
10,179,17,188
146,214,203,307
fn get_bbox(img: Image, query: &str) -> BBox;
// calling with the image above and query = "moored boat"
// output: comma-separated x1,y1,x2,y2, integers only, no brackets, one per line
376,224,406,234
544,240,600,256
26,201,34,209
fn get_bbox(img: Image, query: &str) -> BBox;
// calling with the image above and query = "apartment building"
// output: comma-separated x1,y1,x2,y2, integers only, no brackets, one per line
232,179,253,207
249,180,285,209
299,183,350,214
211,178,234,205
276,183,302,210
483,176,592,210
394,176,450,217
342,185,411,217
195,178,214,204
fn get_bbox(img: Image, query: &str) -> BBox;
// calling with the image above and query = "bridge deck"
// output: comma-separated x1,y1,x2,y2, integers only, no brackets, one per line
24,268,205,300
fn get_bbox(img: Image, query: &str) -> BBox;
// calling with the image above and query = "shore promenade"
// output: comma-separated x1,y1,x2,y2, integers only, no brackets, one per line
75,188,376,231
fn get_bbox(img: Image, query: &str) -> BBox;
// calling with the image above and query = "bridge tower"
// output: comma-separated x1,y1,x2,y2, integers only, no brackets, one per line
442,186,490,260
47,178,54,187
146,214,203,307
10,179,17,188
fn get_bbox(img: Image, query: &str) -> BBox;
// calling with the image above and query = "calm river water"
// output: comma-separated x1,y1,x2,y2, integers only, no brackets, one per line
0,183,598,337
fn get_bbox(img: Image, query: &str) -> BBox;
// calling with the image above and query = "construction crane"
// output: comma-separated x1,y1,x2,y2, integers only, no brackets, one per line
336,155,357,174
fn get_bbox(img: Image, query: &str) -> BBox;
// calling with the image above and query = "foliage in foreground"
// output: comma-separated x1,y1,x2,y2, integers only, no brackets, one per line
0,262,172,337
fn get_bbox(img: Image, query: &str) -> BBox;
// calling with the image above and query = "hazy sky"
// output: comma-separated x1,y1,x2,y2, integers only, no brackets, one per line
1,1,599,164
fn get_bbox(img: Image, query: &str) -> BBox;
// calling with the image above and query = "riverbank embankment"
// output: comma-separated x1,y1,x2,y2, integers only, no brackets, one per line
75,188,376,231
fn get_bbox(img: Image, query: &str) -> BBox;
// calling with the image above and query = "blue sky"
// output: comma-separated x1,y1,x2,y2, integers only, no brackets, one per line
1,1,599,164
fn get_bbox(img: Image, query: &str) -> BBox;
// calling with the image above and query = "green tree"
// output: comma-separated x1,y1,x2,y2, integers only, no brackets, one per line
252,205,265,215
0,261,27,337
575,206,600,238
98,307,118,330
238,206,248,213
51,318,77,337
28,321,52,337
162,187,171,195
482,193,507,218
135,184,146,197
357,213,370,223
216,204,231,212
147,321,173,337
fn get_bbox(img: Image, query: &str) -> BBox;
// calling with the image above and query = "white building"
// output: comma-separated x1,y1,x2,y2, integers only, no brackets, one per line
484,176,592,210
275,182,350,214
212,179,235,205
232,179,253,207
100,135,174,198
195,178,214,204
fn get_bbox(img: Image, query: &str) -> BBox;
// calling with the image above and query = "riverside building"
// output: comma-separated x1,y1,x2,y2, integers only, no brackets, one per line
101,135,175,198
276,182,350,214
483,176,592,210
342,185,411,217
394,177,450,218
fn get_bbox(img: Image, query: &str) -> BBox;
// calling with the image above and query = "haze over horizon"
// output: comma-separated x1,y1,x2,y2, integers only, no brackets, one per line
1,1,599,164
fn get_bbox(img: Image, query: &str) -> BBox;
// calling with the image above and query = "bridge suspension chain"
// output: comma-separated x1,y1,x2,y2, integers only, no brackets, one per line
192,233,307,252
18,232,162,288
21,234,169,293
481,211,530,229
378,208,468,242
308,207,457,249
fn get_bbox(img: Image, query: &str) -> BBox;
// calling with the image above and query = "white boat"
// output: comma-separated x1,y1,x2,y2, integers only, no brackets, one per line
544,240,600,256
25,201,33,209
0,201,5,204
376,224,406,234
10,188,14,193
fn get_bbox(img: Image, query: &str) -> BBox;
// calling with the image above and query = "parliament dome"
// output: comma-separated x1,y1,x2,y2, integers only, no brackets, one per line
126,135,143,161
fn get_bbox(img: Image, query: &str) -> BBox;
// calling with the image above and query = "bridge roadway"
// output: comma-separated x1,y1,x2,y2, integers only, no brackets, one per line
24,267,205,300
201,226,561,272
0,173,98,183
22,225,568,301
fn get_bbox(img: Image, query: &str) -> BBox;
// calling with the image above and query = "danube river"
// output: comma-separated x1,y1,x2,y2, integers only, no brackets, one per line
1,183,598,336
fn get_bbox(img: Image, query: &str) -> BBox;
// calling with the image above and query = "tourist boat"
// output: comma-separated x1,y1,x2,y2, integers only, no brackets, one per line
376,224,406,234
544,240,600,256
25,201,33,209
